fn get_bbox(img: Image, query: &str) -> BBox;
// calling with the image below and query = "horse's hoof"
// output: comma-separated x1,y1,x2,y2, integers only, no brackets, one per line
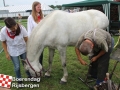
60,80,66,84
42,68,47,72
44,75,51,78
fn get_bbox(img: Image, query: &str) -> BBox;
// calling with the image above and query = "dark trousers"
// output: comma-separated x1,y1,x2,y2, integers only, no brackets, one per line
90,38,114,82
90,50,111,81
39,51,43,65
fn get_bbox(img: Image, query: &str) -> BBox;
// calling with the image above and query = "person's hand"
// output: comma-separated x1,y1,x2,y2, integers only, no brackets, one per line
6,53,11,60
91,56,97,62
80,60,87,65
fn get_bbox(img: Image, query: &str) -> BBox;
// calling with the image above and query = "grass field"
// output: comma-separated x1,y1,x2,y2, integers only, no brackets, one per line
0,19,120,90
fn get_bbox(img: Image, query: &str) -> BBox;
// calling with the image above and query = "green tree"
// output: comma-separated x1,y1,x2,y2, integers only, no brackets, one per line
49,5,55,9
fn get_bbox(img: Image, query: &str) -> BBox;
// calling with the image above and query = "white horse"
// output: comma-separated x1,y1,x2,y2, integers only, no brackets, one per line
24,9,109,83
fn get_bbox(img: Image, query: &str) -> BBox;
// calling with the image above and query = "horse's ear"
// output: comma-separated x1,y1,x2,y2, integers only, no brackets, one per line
21,59,27,65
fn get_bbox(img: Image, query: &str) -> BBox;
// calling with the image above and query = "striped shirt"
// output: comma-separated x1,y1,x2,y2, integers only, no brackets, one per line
76,29,112,53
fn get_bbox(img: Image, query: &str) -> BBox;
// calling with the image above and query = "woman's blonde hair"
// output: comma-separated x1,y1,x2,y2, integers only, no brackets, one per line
32,1,43,23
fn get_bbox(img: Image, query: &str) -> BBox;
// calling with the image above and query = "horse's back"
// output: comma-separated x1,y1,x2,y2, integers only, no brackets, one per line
28,9,109,48
46,9,108,29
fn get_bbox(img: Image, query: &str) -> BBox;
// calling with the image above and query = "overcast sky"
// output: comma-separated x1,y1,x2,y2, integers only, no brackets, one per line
0,0,83,7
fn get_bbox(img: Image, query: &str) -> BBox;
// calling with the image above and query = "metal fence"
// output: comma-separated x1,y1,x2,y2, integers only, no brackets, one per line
0,10,53,19
0,42,3,53
0,26,3,53
0,12,30,19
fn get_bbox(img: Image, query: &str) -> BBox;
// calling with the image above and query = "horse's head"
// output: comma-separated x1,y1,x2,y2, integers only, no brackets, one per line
22,59,43,78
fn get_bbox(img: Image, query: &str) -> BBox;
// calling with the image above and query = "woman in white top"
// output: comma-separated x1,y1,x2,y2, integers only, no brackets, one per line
27,1,44,65
0,17,31,84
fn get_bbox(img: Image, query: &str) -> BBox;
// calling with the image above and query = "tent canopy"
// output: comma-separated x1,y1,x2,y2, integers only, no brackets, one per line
62,0,120,7
62,0,120,32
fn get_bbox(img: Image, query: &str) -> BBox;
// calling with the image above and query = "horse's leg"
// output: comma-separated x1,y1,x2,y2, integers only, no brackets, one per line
58,46,68,83
45,48,55,77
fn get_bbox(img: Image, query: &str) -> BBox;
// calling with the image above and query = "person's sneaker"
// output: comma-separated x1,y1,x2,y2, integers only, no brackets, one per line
27,76,32,78
18,81,22,84
96,80,104,85
17,81,23,88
